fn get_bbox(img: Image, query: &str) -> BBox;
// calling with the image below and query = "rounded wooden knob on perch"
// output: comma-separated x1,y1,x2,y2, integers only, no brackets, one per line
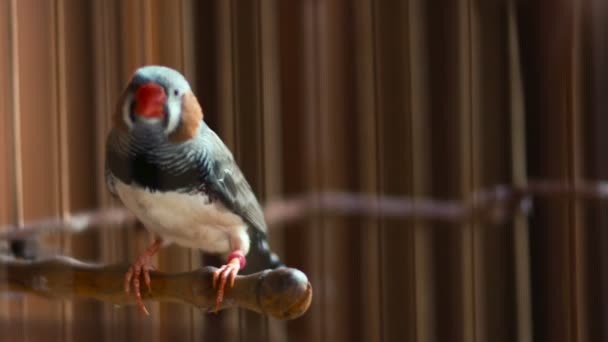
0,256,312,320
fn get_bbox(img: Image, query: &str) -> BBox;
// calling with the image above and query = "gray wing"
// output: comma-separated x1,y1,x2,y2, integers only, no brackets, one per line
200,127,268,236
202,131,284,271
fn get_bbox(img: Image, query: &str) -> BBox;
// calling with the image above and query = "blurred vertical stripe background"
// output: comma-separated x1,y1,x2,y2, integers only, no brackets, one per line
1,0,607,341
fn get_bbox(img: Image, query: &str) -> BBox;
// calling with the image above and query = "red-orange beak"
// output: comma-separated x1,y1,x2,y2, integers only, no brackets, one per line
134,83,166,118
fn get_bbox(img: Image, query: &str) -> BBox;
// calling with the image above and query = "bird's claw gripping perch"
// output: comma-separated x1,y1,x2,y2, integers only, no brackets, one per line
124,238,162,315
212,251,246,312
124,258,155,315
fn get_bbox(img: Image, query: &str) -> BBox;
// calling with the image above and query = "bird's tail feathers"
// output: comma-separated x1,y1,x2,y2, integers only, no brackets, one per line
242,237,283,274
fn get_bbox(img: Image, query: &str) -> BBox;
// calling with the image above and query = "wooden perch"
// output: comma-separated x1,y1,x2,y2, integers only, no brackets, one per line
0,256,312,320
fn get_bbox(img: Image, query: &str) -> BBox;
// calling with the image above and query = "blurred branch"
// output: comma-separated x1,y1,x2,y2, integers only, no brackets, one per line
0,255,312,320
2,179,608,240
0,207,136,240
265,180,608,225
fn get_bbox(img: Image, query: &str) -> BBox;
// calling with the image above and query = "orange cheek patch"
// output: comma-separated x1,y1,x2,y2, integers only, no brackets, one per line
169,91,204,143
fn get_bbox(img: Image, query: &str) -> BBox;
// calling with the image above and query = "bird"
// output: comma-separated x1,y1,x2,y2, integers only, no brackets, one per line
105,65,281,315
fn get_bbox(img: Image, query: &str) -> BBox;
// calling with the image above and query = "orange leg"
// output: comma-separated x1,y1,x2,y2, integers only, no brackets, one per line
124,237,162,315
212,250,246,312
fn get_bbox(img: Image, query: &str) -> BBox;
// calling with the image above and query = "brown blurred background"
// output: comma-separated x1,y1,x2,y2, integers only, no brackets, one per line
1,0,608,341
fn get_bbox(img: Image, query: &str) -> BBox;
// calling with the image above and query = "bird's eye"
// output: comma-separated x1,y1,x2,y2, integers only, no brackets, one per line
173,89,179,96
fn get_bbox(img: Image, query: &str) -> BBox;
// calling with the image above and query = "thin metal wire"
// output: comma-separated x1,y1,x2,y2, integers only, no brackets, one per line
54,0,70,222
52,1,71,340
255,0,270,340
309,1,326,340
228,1,246,340
507,1,533,340
177,1,200,340
404,0,417,339
8,0,23,229
7,1,25,340
369,0,384,341
568,0,584,340
141,0,152,65
465,0,478,340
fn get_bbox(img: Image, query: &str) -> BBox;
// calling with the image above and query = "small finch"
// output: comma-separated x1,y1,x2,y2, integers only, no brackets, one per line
105,65,281,315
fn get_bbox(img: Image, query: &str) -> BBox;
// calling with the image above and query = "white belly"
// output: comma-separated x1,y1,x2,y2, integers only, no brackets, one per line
114,180,250,255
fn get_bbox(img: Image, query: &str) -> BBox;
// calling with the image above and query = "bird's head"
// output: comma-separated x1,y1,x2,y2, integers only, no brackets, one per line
115,65,203,142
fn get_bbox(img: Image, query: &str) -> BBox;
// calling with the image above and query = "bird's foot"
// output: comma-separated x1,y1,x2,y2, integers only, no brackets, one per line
124,238,162,316
212,250,246,312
